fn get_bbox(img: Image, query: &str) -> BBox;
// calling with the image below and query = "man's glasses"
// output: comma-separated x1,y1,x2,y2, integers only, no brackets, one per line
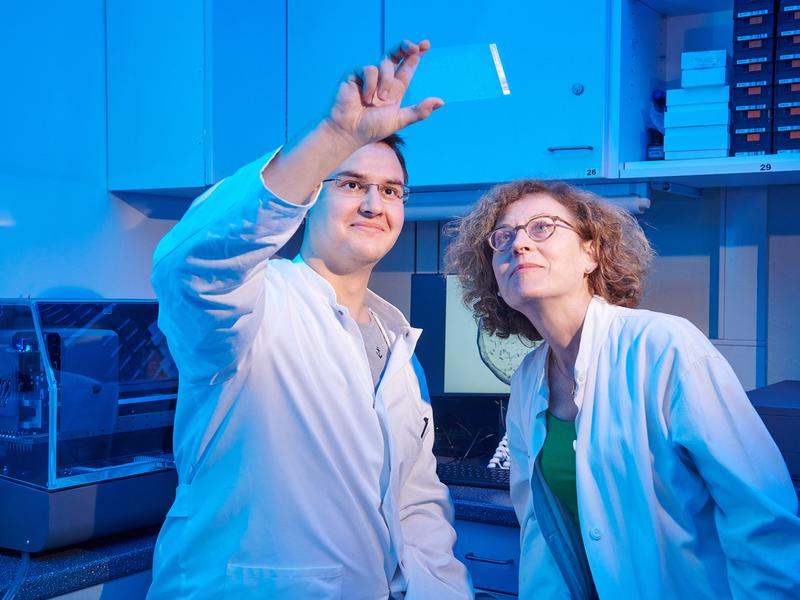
322,175,410,204
487,215,577,253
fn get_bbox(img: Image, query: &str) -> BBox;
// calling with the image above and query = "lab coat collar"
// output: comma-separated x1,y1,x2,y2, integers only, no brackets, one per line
290,255,419,345
572,295,615,411
525,295,614,417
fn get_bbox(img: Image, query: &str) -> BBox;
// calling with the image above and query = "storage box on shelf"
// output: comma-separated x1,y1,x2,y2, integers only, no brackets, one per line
732,0,777,156
620,0,800,184
665,51,731,160
775,0,800,151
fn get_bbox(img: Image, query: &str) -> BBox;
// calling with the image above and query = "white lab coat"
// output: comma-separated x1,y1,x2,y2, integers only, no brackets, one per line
147,150,472,600
508,296,800,599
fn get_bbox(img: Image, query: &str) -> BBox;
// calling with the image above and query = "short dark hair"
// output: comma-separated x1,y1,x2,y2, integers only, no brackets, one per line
379,133,408,184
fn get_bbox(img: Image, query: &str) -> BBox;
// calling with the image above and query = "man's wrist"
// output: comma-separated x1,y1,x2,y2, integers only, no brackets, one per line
316,118,363,158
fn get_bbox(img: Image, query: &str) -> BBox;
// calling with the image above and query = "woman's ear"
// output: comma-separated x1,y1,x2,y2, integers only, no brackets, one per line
583,240,598,275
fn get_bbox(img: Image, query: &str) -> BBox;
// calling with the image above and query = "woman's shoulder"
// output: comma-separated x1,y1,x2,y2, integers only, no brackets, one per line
606,303,719,364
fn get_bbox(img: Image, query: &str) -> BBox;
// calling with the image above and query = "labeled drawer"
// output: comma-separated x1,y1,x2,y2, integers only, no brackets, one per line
731,130,772,155
734,35,775,60
775,100,800,128
774,126,800,152
734,2,776,40
733,105,772,131
732,81,774,104
775,76,800,101
776,53,800,79
734,57,774,83
454,519,520,596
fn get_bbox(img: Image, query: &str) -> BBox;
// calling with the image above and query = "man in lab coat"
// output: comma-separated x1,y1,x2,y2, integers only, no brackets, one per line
147,40,472,599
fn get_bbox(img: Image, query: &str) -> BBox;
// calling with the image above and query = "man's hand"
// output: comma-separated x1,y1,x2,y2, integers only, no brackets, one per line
262,38,443,204
326,39,445,147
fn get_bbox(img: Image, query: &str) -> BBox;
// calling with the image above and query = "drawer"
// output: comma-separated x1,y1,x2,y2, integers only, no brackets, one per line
454,519,520,596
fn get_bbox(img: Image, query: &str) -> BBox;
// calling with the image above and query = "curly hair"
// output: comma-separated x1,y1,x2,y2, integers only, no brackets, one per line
443,179,654,341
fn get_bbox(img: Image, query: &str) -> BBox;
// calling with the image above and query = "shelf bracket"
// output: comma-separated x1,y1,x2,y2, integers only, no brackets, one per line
649,181,703,199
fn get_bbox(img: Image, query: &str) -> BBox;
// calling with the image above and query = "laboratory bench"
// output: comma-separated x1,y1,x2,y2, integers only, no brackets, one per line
0,484,519,599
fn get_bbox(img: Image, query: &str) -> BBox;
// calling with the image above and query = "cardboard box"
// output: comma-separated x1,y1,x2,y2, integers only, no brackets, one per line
665,149,729,160
667,86,730,106
681,67,728,87
664,125,730,152
681,50,729,70
664,103,730,127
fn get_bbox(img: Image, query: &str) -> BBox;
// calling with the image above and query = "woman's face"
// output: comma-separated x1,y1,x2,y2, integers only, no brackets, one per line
490,193,596,312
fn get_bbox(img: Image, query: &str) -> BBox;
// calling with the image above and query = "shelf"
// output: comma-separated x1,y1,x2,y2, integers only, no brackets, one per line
620,154,800,187
639,0,731,17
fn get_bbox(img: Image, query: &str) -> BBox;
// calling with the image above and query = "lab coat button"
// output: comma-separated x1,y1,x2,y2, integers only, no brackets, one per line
572,440,577,451
589,527,602,540
576,371,586,383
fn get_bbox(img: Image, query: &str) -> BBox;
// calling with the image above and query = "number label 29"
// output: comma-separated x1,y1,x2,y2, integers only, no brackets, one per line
760,163,772,171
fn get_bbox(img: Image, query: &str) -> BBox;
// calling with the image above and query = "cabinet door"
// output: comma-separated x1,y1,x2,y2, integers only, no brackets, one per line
206,0,286,183
107,0,286,191
107,0,205,190
385,0,611,186
453,519,520,596
286,0,382,140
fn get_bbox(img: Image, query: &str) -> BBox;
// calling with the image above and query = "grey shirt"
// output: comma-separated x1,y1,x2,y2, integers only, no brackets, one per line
357,309,390,389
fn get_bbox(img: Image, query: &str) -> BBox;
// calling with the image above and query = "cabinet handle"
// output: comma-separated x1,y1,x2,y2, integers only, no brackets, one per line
546,145,594,152
464,552,514,566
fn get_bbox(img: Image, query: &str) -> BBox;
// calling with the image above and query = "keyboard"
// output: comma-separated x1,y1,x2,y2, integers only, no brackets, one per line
436,462,510,490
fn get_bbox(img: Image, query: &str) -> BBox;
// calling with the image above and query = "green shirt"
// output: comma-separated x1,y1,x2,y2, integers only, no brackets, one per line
540,411,579,525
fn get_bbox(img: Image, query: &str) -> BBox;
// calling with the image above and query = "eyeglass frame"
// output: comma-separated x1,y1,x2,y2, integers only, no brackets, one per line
486,214,578,253
321,175,411,205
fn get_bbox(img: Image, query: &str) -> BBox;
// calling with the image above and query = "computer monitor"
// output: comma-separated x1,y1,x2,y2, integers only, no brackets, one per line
411,273,539,396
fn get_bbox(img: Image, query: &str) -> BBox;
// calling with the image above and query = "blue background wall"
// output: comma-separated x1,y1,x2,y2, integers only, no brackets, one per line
0,1,798,387
0,1,173,299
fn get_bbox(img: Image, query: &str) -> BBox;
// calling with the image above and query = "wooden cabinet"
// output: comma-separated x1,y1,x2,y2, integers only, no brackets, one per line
106,0,286,191
385,0,613,186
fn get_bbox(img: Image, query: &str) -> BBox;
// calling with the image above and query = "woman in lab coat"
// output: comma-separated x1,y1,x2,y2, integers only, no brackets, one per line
444,179,800,599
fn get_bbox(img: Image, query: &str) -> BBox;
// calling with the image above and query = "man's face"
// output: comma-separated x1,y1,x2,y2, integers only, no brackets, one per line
302,142,405,274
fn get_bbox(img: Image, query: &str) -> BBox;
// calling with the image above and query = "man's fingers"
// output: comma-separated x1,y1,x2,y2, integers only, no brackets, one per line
377,57,394,101
394,51,421,88
385,39,418,63
396,97,444,129
361,65,379,105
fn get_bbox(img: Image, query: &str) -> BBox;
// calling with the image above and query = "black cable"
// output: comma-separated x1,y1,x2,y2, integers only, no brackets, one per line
3,550,30,600
460,427,495,462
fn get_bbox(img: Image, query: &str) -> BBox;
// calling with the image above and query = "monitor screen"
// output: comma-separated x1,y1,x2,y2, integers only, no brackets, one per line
411,273,540,396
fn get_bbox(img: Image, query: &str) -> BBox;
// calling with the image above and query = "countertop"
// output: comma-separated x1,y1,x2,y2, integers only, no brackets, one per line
0,485,514,599
0,526,159,600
